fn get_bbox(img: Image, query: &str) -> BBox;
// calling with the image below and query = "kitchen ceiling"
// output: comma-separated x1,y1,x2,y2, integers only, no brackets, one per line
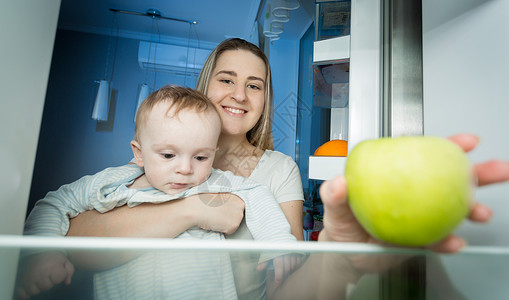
57,0,314,47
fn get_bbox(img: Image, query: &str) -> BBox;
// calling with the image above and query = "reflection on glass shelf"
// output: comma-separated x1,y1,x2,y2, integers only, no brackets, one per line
3,235,509,299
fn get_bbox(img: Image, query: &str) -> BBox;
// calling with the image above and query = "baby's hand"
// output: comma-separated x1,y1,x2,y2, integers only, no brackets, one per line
15,251,75,300
258,254,304,286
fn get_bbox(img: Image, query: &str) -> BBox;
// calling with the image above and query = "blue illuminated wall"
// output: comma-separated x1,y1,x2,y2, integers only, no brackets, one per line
27,29,204,213
269,39,299,159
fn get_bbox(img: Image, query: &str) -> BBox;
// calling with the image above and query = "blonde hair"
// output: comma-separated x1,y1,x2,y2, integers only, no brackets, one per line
134,85,219,142
196,38,274,150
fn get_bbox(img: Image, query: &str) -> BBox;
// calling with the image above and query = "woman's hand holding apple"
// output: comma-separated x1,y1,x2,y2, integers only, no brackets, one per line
319,134,509,254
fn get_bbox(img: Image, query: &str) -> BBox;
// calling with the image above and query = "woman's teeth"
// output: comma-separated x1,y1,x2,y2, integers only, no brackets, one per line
225,107,245,114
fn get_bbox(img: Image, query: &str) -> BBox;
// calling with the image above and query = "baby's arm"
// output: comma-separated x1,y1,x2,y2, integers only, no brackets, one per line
19,170,113,298
24,170,110,237
15,252,74,300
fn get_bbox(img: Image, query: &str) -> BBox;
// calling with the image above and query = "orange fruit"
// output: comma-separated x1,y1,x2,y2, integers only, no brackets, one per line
313,140,348,156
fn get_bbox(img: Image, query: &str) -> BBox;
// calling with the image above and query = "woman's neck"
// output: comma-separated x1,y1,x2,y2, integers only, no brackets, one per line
216,134,253,156
214,134,263,177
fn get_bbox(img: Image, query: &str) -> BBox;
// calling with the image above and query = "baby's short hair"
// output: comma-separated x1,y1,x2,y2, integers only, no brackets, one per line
134,85,219,141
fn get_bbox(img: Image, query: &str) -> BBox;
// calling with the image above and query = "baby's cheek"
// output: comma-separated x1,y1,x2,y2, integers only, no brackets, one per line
198,170,214,186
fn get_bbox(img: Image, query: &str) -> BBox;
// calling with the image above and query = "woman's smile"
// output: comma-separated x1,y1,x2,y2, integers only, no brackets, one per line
222,105,247,116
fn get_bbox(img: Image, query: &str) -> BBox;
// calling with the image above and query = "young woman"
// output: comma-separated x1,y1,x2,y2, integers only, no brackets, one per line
196,38,305,241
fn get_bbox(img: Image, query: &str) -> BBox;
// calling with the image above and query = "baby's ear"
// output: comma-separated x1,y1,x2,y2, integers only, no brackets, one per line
130,140,144,167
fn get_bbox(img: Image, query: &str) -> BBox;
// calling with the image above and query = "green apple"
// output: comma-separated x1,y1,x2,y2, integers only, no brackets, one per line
344,136,473,247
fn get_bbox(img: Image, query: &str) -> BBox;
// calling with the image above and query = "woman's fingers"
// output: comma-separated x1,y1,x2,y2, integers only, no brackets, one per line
319,177,350,221
468,202,493,223
446,134,509,186
428,235,466,253
197,193,245,234
318,176,370,243
474,160,509,186
447,134,480,152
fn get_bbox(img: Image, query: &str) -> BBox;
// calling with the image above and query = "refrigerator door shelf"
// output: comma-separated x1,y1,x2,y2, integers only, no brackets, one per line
309,156,347,180
313,35,350,63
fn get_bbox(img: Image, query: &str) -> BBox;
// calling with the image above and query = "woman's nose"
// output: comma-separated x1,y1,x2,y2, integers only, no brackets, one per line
231,85,246,102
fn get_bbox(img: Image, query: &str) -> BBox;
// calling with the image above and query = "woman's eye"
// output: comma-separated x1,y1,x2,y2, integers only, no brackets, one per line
162,153,175,159
220,79,233,85
248,84,261,90
195,156,208,162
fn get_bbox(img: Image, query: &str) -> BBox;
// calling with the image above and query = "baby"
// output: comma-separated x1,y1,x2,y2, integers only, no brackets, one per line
18,85,297,299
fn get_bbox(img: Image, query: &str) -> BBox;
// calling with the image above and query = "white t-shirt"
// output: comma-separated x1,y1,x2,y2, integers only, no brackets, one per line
227,150,304,299
249,150,305,204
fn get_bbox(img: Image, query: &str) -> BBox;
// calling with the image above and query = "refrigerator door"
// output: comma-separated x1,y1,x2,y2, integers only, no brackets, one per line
309,0,383,180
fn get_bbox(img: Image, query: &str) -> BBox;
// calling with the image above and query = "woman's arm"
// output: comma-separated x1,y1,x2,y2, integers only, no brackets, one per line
67,193,245,238
67,200,191,238
66,193,245,270
279,200,304,241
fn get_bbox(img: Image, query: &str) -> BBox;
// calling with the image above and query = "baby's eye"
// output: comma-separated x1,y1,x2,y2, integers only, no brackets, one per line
195,156,208,162
162,153,175,159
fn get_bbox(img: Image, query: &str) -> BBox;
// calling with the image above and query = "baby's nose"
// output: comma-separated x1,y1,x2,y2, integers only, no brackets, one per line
175,159,193,175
